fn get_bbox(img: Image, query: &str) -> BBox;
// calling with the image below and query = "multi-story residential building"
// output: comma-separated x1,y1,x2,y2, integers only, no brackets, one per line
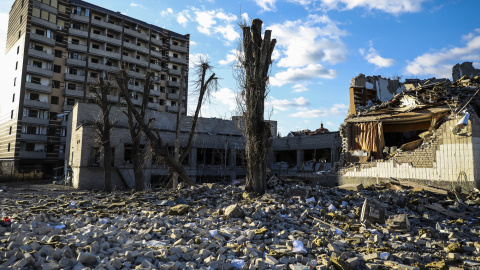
0,0,189,177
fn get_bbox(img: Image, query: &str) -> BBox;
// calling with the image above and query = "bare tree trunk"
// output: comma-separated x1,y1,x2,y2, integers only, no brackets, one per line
242,19,276,194
172,67,186,189
127,109,144,191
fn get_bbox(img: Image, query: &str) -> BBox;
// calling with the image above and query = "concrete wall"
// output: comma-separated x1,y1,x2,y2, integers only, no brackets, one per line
340,115,478,189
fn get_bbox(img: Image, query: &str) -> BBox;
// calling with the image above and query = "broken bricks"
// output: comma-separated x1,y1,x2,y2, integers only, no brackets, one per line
360,198,386,225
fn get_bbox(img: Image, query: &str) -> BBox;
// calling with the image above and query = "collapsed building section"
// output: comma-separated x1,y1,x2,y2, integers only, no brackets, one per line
339,64,480,189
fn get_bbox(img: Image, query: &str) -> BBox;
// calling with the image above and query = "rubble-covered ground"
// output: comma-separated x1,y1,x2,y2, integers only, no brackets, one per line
1,178,480,270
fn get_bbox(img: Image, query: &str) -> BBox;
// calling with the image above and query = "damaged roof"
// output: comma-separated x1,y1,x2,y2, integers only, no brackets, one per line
347,76,480,122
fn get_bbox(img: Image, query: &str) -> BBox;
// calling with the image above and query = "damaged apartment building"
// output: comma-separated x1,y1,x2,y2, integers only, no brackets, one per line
338,62,480,189
66,102,342,189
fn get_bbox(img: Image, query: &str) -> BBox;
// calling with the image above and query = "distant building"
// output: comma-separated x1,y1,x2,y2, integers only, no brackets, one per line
0,0,189,177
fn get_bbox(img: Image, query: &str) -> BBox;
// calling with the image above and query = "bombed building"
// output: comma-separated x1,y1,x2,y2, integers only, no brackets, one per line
338,63,480,189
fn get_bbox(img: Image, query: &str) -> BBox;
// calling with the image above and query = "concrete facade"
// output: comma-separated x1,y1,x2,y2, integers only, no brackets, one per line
1,0,189,178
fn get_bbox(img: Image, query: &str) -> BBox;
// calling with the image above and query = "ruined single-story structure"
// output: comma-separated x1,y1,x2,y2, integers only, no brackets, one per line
66,102,342,189
338,64,480,189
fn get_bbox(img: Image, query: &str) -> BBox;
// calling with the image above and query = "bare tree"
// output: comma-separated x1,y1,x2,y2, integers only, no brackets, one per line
172,66,187,189
124,70,155,191
236,19,276,194
87,75,118,192
115,59,217,188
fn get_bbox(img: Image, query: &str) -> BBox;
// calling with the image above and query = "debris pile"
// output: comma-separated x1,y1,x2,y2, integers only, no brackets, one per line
1,180,480,269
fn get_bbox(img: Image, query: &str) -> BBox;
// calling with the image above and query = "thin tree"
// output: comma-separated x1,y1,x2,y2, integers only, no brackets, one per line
115,59,217,188
87,75,118,192
236,19,276,194
124,70,155,191
172,66,186,189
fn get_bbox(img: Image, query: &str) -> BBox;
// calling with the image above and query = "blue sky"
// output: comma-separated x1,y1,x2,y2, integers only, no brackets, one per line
1,0,480,135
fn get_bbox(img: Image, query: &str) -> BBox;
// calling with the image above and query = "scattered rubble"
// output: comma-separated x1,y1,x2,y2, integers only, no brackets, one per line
1,178,480,269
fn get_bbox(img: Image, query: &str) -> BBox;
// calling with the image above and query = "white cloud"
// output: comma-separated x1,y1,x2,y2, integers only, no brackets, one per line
241,13,249,23
292,83,310,93
270,64,337,87
212,88,237,110
289,104,348,118
268,14,348,68
318,0,427,15
161,8,173,16
266,97,310,111
254,0,278,11
176,10,191,27
405,32,480,78
189,53,209,68
190,41,197,46
130,3,144,8
178,8,239,43
218,49,239,65
359,42,394,68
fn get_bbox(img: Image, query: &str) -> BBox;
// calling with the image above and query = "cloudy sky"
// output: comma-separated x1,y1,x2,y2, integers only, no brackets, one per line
1,0,479,135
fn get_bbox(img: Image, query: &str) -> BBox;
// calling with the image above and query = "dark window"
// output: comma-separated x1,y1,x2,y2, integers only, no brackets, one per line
25,143,34,151
160,86,165,92
122,52,128,56
90,72,98,78
17,46,20,54
55,34,63,43
136,55,140,60
31,77,41,84
106,47,113,52
91,58,99,63
53,65,61,73
15,61,18,70
71,38,79,45
47,128,56,136
67,84,76,90
32,60,42,68
151,34,156,39
46,144,55,153
93,29,101,35
14,77,16,86
173,53,178,58
34,44,43,51
69,68,77,75
49,112,57,120
12,93,15,102
55,50,62,58
92,44,100,49
28,109,38,118
52,80,60,88
94,15,101,20
9,126,12,135
30,93,40,100
51,96,59,104
7,143,10,152
160,74,165,80
11,110,14,119
159,99,165,105
36,29,45,36
18,31,21,39
66,98,75,105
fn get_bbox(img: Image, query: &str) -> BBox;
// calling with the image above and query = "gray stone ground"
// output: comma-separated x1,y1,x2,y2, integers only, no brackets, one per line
0,178,479,269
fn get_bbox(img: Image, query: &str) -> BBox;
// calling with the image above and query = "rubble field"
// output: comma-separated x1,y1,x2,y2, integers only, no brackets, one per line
1,178,480,270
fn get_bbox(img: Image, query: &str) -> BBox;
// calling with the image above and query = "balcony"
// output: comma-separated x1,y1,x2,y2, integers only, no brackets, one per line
150,63,162,72
167,106,178,113
89,62,119,73
18,151,47,159
90,33,121,46
32,1,57,14
65,73,85,82
25,82,51,94
68,28,88,38
123,56,148,67
28,48,54,61
91,19,122,32
63,104,74,111
168,68,181,76
65,89,85,98
151,38,162,46
22,117,49,125
123,42,149,54
167,92,179,100
150,49,162,59
29,33,55,46
124,28,149,41
70,13,89,23
128,84,143,92
167,81,180,88
150,89,160,96
31,16,57,30
127,70,144,79
66,58,86,67
89,48,121,60
170,44,188,53
148,103,160,110
23,99,50,109
169,56,187,65
26,65,52,77
67,43,87,52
